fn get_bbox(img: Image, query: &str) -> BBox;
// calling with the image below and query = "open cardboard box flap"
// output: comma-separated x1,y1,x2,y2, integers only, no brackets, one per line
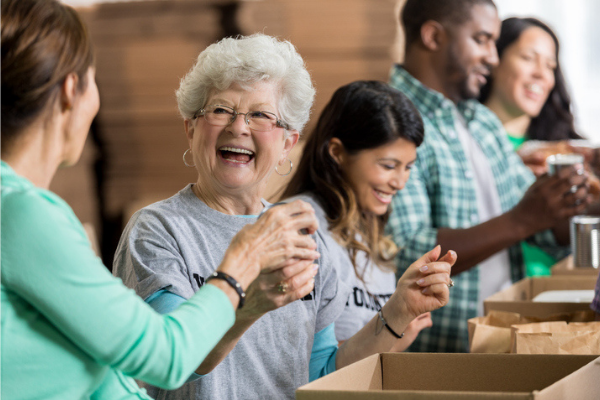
535,356,600,399
483,276,597,318
296,353,600,399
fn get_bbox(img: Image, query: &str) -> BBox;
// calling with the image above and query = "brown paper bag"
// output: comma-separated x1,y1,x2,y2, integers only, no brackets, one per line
511,322,600,354
468,311,522,353
468,310,597,353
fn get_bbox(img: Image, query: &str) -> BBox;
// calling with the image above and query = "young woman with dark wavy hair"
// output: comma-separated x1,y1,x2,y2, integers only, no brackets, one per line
283,81,454,350
479,17,600,276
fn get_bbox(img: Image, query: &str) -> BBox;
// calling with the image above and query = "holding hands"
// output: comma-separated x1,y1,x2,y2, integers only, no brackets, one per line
217,200,320,315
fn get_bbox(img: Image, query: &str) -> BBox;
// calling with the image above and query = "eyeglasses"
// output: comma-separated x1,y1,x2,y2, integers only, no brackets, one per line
193,104,290,132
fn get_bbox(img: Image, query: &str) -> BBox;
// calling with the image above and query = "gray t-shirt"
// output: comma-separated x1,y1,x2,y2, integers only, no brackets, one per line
288,194,397,342
113,185,349,400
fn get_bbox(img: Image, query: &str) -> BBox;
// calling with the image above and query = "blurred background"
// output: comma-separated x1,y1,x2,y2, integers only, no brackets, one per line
55,0,600,267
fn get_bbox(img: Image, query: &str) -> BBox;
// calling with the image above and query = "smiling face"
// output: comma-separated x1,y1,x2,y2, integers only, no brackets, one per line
185,81,298,198
443,3,501,101
333,137,417,216
490,26,557,118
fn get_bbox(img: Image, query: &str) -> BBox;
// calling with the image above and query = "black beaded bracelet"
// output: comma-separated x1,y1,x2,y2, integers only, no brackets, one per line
206,271,245,309
377,309,404,339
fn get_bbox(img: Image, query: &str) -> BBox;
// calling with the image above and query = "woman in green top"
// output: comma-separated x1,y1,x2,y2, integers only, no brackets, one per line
480,17,582,167
0,1,319,399
479,17,585,276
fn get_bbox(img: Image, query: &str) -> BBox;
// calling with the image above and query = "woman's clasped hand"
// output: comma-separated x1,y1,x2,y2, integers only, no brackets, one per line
226,200,321,314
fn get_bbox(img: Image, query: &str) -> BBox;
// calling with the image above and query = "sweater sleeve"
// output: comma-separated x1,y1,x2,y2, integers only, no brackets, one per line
90,369,153,400
1,191,235,390
146,289,203,382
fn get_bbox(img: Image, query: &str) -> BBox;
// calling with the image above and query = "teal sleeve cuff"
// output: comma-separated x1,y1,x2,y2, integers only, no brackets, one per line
146,289,186,314
309,323,338,382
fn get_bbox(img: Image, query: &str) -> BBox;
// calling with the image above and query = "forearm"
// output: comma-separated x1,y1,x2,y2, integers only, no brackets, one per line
195,313,261,374
437,210,531,275
145,288,249,378
335,302,412,369
551,218,571,246
206,280,241,310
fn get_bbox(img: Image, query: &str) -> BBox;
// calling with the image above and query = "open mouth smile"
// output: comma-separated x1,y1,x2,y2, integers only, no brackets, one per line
525,83,543,95
373,189,394,204
218,146,256,165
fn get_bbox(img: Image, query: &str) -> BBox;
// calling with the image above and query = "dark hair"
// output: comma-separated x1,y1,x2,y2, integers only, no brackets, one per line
283,81,424,277
401,0,496,49
1,0,94,149
479,17,580,140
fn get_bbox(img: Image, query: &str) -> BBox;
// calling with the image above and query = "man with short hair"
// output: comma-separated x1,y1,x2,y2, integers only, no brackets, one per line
387,0,592,352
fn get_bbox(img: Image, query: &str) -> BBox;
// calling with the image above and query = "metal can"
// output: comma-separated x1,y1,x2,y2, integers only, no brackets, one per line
570,215,600,269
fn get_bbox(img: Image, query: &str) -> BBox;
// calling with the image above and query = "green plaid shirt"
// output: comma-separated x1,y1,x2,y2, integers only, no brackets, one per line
387,65,567,352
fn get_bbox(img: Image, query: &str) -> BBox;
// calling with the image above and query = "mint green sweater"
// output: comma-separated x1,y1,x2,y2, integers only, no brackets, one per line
1,161,235,399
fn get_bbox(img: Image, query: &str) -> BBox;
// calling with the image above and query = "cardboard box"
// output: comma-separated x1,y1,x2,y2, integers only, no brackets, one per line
551,256,599,277
484,276,597,318
296,353,600,399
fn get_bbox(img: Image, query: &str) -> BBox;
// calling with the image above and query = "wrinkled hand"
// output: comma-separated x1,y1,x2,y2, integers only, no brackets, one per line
392,246,456,321
218,200,320,291
239,258,318,319
511,166,593,234
389,312,432,352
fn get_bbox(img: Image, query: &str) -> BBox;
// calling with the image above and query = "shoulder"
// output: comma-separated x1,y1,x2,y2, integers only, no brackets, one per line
284,192,330,230
469,101,519,156
123,186,200,236
2,185,80,232
2,186,91,282
470,100,505,134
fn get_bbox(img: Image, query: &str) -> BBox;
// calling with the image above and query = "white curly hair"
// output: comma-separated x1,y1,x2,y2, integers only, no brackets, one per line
176,33,316,134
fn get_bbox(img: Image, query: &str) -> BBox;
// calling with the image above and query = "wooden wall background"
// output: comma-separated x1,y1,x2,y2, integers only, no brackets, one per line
51,0,405,265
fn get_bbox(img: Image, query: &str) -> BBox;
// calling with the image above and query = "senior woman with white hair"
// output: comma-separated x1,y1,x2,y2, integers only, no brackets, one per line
113,33,454,400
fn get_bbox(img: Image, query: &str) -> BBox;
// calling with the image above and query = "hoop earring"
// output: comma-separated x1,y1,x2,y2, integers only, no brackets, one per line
275,158,293,176
183,148,195,167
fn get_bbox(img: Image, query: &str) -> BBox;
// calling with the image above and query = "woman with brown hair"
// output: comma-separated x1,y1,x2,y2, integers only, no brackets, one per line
283,81,451,349
479,17,600,276
1,1,319,399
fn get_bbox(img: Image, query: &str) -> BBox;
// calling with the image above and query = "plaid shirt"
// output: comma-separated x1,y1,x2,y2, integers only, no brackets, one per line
387,65,568,352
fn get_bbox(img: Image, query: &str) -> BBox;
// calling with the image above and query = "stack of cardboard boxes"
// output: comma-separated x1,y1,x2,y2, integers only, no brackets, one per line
72,0,399,260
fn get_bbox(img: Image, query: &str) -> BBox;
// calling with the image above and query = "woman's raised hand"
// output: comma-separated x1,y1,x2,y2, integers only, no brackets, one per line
253,200,320,273
389,246,456,321
217,200,320,308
